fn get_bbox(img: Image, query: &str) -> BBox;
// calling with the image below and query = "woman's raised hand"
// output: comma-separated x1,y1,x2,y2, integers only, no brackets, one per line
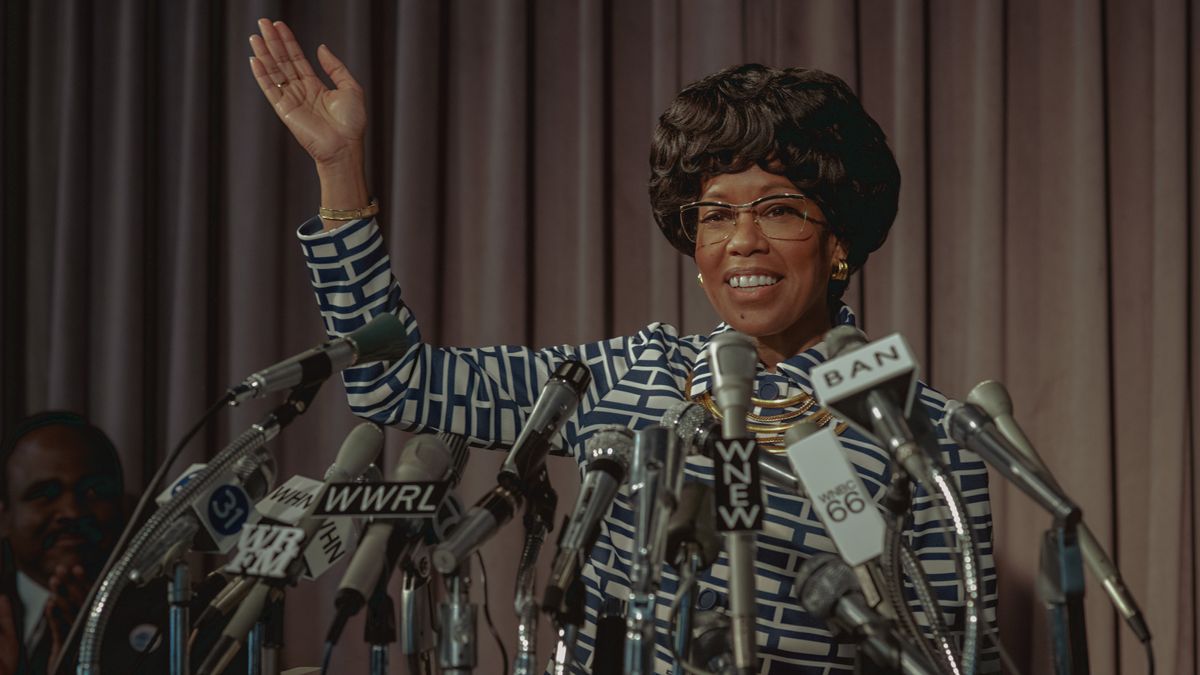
248,19,366,169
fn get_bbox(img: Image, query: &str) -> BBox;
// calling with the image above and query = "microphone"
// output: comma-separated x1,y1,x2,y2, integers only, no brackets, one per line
968,380,1151,644
690,610,735,675
433,361,590,574
811,327,930,480
795,554,941,675
195,582,277,675
498,360,592,486
706,331,760,675
665,482,722,571
229,313,410,403
194,424,384,654
666,401,803,496
129,451,278,584
665,482,722,665
327,432,469,646
250,422,384,579
944,400,1079,522
542,427,634,618
783,421,898,621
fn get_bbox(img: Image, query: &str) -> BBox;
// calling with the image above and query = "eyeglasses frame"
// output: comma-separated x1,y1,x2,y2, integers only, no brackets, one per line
677,192,828,246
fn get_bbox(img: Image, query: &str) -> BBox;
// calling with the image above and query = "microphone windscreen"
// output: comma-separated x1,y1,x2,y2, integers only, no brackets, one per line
391,434,452,482
665,482,721,569
783,420,822,447
348,313,410,362
794,553,857,619
966,379,1015,417
823,326,869,359
326,422,384,482
551,359,593,396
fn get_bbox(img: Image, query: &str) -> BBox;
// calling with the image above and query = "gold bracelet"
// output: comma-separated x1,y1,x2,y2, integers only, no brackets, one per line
319,198,380,221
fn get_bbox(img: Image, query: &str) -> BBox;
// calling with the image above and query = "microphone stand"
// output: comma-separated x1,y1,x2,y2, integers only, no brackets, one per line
438,555,476,675
1040,515,1089,675
623,426,678,675
247,614,263,675
549,578,586,675
399,560,437,675
672,552,702,662
168,561,191,675
78,380,323,675
365,572,396,675
262,594,283,675
513,469,557,675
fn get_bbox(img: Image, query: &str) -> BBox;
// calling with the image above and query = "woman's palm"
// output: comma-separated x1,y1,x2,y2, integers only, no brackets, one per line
249,20,366,165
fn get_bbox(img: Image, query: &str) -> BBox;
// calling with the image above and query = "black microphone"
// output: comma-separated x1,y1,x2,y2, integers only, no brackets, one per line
432,361,590,574
498,359,592,486
327,432,469,646
666,482,722,666
944,400,1080,523
229,313,410,403
795,554,941,675
543,427,634,617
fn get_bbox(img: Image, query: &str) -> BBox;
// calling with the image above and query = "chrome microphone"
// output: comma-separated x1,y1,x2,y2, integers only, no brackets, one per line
706,331,760,675
229,313,410,403
543,427,634,618
968,379,1151,644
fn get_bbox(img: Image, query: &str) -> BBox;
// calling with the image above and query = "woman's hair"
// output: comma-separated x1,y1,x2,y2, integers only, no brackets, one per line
649,64,901,298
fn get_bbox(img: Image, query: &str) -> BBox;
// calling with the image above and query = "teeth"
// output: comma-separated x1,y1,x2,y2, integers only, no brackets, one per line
728,275,779,288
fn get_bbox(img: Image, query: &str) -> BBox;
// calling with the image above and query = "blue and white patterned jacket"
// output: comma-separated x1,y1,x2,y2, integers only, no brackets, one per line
298,216,998,674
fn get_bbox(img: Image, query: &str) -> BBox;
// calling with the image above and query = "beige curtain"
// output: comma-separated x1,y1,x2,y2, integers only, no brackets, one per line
2,0,1196,672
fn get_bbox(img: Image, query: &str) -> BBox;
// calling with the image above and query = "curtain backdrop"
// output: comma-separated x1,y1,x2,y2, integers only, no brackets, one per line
2,0,1197,673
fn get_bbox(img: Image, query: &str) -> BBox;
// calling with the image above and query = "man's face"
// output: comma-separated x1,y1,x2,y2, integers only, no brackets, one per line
0,426,123,586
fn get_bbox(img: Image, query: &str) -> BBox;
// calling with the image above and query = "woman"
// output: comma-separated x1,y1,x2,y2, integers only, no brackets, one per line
248,18,997,673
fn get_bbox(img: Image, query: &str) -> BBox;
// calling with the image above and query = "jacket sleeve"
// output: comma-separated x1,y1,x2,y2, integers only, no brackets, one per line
297,216,632,454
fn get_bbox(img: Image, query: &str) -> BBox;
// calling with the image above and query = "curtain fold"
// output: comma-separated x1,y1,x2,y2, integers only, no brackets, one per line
3,1,1196,672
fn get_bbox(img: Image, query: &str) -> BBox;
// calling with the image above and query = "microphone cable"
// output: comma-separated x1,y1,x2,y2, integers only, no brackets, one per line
476,550,510,675
52,391,235,675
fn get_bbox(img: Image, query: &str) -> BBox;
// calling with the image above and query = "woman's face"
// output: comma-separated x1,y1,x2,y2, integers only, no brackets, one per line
693,165,844,349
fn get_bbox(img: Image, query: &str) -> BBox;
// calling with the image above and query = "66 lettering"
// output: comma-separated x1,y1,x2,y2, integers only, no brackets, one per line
817,480,867,523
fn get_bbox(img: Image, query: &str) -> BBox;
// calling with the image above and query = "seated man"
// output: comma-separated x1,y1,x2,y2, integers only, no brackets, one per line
0,411,125,673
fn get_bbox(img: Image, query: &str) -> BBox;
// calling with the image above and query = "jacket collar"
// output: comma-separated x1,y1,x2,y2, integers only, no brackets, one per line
687,303,860,399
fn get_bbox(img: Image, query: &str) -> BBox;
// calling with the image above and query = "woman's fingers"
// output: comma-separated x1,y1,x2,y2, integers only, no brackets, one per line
248,55,286,105
256,18,300,83
316,43,362,93
248,34,287,87
271,20,319,82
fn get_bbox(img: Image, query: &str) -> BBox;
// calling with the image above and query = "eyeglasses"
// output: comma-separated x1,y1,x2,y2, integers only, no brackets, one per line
678,193,826,247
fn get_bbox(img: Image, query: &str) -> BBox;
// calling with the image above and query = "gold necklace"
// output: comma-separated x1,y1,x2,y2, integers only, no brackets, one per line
693,386,847,453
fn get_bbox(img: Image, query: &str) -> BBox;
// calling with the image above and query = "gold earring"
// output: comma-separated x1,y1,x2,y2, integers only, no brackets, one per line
831,260,849,281
697,273,704,286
